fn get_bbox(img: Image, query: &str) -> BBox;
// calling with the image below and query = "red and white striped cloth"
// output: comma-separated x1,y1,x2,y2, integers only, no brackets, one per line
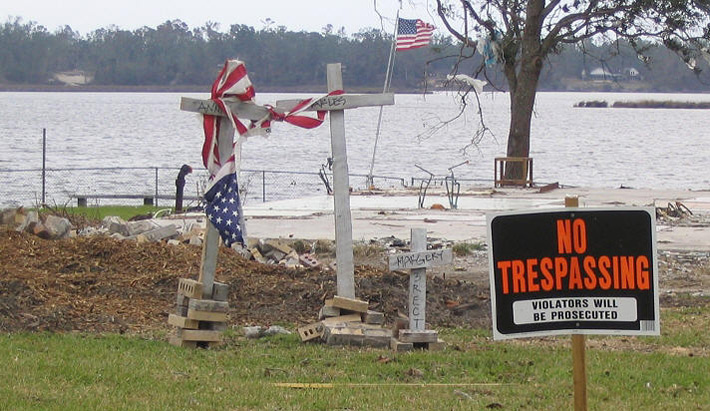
202,59,342,177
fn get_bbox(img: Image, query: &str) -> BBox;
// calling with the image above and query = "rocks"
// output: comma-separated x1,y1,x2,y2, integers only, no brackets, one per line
2,207,72,240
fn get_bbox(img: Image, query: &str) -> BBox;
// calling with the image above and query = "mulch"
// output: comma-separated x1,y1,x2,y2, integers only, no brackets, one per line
0,228,490,334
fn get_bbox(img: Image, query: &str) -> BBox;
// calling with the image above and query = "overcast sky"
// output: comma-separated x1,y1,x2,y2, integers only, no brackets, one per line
4,0,437,36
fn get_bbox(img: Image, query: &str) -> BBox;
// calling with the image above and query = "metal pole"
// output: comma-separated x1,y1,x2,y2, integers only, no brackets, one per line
41,128,46,206
154,167,159,207
367,11,400,187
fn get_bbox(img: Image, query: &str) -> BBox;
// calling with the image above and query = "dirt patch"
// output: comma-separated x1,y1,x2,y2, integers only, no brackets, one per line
1,227,708,336
0,228,490,334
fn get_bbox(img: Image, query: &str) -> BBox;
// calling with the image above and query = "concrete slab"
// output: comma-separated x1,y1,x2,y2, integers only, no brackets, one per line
162,186,710,251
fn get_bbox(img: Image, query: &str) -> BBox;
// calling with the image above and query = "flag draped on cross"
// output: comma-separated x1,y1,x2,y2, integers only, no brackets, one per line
201,59,340,247
396,18,435,51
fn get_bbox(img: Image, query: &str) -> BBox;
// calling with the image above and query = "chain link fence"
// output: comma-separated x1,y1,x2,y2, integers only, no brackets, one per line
0,166,421,209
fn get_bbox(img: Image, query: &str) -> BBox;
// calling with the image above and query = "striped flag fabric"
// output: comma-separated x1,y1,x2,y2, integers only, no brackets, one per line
396,18,434,51
204,154,243,247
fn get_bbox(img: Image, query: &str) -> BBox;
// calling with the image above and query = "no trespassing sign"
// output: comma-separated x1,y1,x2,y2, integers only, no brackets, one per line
486,207,660,340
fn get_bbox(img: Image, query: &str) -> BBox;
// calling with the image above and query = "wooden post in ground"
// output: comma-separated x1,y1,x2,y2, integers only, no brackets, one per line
326,63,355,299
198,120,235,299
566,195,587,411
388,229,453,349
409,228,428,330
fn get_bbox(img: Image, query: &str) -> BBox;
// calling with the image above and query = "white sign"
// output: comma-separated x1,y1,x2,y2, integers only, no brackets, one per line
388,249,453,271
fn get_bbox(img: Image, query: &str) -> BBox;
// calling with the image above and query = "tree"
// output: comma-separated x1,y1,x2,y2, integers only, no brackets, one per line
434,0,710,177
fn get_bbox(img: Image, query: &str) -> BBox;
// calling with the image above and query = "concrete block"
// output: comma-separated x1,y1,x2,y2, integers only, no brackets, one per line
318,305,341,320
321,314,362,325
297,322,324,342
142,224,178,242
177,278,203,299
126,220,155,236
188,299,229,313
323,324,392,348
362,310,385,325
211,281,229,302
325,296,369,313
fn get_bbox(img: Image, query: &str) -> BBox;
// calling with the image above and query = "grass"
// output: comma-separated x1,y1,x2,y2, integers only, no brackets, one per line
452,241,486,256
2,304,709,410
45,205,171,223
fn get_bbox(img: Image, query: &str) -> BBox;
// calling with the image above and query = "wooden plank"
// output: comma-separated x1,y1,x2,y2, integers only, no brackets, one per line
325,296,369,313
398,329,439,343
177,329,223,342
188,298,229,313
169,335,198,348
180,97,270,119
327,63,356,299
275,93,394,112
409,228,427,331
177,278,203,299
388,248,453,271
187,309,228,322
168,314,199,329
390,338,414,352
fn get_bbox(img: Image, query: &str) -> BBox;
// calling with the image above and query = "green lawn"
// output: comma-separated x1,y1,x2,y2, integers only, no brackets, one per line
2,313,708,410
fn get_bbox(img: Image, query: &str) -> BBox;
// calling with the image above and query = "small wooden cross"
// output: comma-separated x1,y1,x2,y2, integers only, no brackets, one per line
389,228,453,339
180,63,394,300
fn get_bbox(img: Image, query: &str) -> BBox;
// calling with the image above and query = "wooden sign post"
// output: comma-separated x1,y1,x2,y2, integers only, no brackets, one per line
487,197,659,409
389,228,453,350
180,63,394,302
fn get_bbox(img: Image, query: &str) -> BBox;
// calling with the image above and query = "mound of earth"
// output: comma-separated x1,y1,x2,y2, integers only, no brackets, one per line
0,228,490,334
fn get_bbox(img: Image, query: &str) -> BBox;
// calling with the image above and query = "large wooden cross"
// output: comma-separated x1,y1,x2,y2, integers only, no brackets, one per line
180,63,394,300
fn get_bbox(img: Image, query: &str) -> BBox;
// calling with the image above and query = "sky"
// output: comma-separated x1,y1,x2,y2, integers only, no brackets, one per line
4,0,437,36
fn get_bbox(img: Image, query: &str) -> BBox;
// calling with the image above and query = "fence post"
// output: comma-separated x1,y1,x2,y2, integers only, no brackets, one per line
154,167,159,207
262,170,266,202
41,128,46,206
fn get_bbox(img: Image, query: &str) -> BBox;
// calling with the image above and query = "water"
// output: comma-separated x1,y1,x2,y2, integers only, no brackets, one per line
1,90,709,206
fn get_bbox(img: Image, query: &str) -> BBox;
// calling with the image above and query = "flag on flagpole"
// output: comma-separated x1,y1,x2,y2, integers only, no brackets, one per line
396,18,434,51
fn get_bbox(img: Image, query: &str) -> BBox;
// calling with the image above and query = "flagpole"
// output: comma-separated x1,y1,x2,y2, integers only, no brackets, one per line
366,10,399,188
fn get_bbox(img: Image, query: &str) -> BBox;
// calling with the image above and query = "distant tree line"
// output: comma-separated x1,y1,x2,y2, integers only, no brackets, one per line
0,17,708,92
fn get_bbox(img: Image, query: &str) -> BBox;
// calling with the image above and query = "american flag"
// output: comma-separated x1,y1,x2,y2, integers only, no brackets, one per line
204,156,243,247
396,18,434,51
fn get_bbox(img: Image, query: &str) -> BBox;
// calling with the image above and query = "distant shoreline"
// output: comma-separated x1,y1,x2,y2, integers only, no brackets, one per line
0,84,422,94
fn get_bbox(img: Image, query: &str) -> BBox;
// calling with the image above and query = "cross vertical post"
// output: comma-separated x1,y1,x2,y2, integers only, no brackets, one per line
198,121,235,299
326,63,356,299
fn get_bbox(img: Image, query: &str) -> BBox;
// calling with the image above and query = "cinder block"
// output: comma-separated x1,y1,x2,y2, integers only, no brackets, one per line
362,310,385,325
298,322,325,342
177,278,203,299
212,281,229,302
318,305,341,320
188,299,229,313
